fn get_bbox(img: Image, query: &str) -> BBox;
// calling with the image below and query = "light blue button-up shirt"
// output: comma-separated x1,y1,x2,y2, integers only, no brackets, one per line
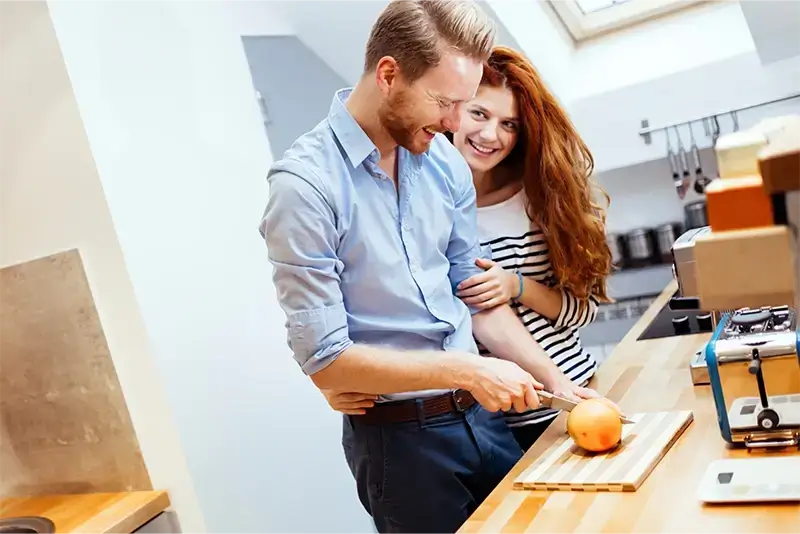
259,88,490,399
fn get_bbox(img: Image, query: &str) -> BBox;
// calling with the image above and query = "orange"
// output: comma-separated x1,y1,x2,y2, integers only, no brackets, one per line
566,398,623,453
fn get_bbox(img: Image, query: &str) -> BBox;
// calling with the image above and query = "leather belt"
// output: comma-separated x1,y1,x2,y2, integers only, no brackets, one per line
358,389,477,425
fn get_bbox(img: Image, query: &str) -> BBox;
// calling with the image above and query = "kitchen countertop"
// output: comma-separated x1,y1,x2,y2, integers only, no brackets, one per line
0,491,170,533
459,280,800,533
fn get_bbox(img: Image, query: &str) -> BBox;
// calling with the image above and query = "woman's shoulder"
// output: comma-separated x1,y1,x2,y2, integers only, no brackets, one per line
477,197,546,251
478,189,539,229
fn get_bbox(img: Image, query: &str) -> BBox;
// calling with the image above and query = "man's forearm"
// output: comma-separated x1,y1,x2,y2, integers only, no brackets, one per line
471,304,568,390
309,344,479,394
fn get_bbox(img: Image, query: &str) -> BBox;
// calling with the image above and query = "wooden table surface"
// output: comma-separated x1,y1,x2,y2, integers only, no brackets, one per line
459,280,800,533
0,491,170,533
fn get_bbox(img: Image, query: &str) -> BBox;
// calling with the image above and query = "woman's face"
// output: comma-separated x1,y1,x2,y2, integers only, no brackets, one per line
453,85,519,174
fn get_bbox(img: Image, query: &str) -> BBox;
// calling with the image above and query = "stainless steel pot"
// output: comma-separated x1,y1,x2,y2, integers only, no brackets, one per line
607,233,625,269
655,222,683,263
624,228,656,267
684,200,708,229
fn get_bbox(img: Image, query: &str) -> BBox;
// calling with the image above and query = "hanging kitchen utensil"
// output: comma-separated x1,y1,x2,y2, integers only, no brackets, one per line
709,115,722,182
711,115,721,145
689,121,712,194
666,129,684,199
674,126,691,199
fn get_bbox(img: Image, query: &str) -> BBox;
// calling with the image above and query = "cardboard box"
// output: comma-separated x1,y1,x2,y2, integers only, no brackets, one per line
705,176,774,232
694,225,798,310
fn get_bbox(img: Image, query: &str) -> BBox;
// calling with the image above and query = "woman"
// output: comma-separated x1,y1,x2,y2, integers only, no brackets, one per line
449,45,613,450
320,46,614,452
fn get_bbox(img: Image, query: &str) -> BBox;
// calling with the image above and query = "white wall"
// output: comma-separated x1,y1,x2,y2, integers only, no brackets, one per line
570,52,800,173
569,2,755,100
268,0,389,84
564,0,800,173
739,0,800,65
46,1,373,532
0,2,205,531
231,0,297,35
485,0,575,99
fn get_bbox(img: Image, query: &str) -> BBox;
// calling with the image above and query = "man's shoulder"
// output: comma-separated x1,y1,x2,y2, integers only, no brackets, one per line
267,118,343,194
423,134,473,193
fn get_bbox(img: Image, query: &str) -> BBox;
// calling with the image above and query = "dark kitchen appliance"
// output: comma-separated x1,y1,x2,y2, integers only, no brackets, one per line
624,228,656,267
684,200,708,229
654,222,683,263
637,289,717,340
639,224,718,341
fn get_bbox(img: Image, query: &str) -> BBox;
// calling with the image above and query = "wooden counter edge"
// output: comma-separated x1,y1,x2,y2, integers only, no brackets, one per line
0,490,171,534
74,490,171,534
457,280,681,533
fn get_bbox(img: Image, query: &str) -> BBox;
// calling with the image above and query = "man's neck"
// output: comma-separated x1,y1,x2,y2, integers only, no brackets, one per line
345,79,397,160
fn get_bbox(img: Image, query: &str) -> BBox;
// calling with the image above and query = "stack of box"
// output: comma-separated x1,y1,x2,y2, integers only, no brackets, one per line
693,115,800,311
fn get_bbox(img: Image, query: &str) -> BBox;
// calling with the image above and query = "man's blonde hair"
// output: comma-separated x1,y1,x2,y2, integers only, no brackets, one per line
364,0,497,83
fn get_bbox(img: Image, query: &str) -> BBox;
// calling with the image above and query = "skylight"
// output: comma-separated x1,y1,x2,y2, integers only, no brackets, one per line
550,0,708,42
575,0,630,15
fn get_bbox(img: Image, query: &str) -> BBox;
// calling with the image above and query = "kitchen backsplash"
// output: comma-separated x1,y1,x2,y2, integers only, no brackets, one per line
0,249,151,497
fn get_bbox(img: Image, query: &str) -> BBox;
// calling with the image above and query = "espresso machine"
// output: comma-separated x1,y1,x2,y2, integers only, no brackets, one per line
671,115,800,449
669,225,715,385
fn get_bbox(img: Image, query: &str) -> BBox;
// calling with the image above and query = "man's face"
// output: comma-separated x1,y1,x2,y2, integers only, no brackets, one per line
377,51,483,155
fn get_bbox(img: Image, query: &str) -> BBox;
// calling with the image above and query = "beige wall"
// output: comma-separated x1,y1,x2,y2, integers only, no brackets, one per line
0,2,205,530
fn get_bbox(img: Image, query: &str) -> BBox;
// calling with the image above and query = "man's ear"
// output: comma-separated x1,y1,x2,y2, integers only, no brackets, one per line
375,56,399,96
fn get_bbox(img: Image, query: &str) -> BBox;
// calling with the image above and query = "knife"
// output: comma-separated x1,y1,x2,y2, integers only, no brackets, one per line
538,391,636,424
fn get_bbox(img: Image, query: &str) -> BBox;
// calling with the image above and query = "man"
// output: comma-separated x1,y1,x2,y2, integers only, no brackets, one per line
259,1,597,532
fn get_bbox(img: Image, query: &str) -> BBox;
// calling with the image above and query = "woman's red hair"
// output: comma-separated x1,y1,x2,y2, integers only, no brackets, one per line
482,46,613,302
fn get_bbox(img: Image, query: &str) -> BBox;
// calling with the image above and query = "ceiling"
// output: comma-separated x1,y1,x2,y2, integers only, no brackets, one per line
738,0,800,65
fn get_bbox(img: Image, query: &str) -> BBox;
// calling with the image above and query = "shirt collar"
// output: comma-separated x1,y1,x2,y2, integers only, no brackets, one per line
328,88,380,167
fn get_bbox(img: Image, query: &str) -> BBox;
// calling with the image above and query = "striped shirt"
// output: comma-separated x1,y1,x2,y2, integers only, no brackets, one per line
476,189,599,428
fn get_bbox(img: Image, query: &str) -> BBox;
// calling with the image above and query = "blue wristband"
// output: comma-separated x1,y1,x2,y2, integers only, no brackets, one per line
514,272,524,300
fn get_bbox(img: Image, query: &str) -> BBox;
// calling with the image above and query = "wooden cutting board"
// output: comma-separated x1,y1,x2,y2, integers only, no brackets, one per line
514,410,693,492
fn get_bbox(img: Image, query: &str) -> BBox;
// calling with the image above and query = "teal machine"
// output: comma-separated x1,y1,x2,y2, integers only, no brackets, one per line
669,226,800,450
704,306,800,449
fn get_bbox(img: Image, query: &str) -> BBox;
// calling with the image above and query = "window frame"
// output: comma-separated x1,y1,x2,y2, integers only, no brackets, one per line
549,0,710,42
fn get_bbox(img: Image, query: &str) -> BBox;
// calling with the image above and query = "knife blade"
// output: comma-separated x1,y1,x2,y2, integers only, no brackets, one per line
538,390,636,424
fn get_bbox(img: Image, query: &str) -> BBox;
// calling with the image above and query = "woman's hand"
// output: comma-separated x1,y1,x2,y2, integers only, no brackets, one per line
456,258,519,310
319,389,378,415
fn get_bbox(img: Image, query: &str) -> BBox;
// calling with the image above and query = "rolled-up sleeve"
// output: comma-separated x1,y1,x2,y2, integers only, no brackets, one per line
259,169,353,375
554,291,599,329
445,158,491,314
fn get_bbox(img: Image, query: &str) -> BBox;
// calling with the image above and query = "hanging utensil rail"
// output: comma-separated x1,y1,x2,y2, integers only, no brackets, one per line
638,92,800,145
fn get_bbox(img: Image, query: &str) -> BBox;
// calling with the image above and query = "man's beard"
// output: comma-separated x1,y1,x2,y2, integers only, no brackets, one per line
378,88,434,156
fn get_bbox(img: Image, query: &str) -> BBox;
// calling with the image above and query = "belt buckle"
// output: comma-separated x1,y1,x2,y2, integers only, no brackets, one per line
452,389,471,412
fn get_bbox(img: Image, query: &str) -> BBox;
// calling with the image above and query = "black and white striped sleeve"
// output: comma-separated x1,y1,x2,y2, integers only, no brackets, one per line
554,291,598,329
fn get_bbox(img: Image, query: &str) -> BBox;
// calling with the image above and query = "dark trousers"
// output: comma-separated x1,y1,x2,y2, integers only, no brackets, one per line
509,417,556,451
342,403,523,533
